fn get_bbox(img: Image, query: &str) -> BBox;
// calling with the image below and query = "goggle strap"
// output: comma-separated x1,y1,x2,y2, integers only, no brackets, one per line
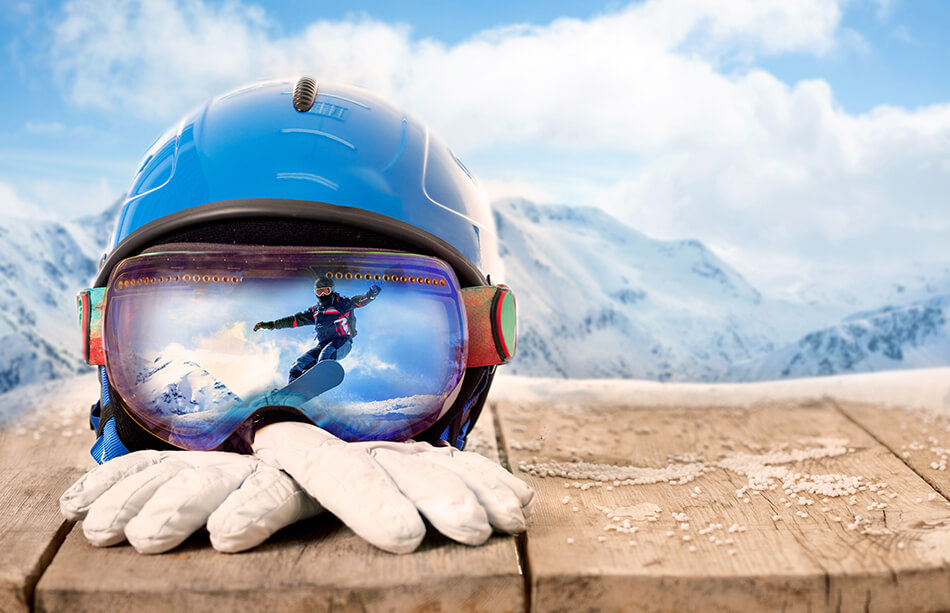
78,288,106,366
462,285,517,367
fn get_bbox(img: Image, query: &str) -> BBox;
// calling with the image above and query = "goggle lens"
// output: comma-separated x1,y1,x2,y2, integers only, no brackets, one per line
103,249,466,449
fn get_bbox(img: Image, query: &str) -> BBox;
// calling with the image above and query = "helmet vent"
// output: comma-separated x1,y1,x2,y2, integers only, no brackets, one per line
293,77,318,113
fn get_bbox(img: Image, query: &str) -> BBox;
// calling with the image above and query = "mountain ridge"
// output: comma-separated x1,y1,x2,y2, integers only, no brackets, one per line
0,195,946,394
725,293,950,380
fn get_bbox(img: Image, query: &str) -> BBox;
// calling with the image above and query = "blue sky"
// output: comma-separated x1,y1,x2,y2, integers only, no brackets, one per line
1,0,949,296
759,0,950,111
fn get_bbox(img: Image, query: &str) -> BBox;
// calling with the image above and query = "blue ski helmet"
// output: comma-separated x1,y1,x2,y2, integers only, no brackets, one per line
93,77,504,451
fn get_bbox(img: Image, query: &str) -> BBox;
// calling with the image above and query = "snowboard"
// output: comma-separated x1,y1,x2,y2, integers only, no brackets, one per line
284,359,345,399
263,359,345,406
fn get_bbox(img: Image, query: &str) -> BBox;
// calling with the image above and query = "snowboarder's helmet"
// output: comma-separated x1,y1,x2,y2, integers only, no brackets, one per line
314,277,335,297
91,77,504,451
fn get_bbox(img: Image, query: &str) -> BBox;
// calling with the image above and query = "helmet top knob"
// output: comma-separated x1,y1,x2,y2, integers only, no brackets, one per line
293,77,318,113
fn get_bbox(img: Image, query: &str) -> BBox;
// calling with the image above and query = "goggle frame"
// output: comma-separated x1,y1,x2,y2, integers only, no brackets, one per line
78,256,516,370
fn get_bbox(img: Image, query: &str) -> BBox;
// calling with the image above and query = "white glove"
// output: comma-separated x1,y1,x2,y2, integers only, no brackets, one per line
252,421,535,554
60,449,321,554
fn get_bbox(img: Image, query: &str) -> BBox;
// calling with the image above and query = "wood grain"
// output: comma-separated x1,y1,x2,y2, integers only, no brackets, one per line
15,372,950,613
33,407,526,613
495,397,950,613
0,380,97,613
834,399,950,498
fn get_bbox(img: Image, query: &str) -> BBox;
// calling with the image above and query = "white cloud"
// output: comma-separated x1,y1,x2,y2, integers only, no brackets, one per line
478,177,559,206
185,322,286,397
24,121,67,135
14,176,120,220
45,0,950,296
0,181,51,219
891,25,915,45
48,0,847,130
873,0,899,21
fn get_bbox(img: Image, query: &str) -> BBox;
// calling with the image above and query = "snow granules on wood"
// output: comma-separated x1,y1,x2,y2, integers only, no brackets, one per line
515,432,928,550
595,502,661,522
519,457,712,487
519,442,864,507
594,503,656,535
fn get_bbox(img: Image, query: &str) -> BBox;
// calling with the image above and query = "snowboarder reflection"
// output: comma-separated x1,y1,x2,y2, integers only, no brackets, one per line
254,277,381,383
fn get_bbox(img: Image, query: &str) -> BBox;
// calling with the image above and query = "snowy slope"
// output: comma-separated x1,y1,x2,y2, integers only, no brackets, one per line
493,198,842,381
726,294,950,380
493,367,950,416
0,194,946,393
0,208,114,393
133,354,240,416
775,263,950,315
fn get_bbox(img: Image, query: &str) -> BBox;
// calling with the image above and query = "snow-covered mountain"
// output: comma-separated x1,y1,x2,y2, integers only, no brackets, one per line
772,263,950,315
725,294,950,380
133,354,240,415
492,198,843,380
0,204,116,394
0,195,947,392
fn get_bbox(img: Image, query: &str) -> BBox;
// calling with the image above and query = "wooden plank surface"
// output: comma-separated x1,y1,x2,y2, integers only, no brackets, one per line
834,399,950,499
494,396,950,613
0,376,98,613
33,406,526,613
14,371,950,612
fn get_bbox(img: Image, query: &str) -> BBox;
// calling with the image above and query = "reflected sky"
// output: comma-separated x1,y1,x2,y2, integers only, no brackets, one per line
104,250,468,445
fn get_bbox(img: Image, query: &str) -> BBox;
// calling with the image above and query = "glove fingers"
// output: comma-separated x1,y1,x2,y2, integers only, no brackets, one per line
372,448,492,546
125,463,255,554
420,452,528,534
295,445,425,554
208,466,323,553
450,451,536,516
60,450,166,520
82,459,189,547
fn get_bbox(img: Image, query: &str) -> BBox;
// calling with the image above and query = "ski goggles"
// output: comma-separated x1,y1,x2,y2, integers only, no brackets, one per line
77,246,516,450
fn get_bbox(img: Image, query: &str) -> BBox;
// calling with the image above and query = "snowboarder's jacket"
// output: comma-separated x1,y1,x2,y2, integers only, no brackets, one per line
270,289,379,342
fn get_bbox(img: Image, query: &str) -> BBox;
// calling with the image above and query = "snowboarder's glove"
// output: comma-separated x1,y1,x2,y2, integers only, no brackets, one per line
252,421,535,554
368,284,381,296
253,321,273,331
60,450,322,554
